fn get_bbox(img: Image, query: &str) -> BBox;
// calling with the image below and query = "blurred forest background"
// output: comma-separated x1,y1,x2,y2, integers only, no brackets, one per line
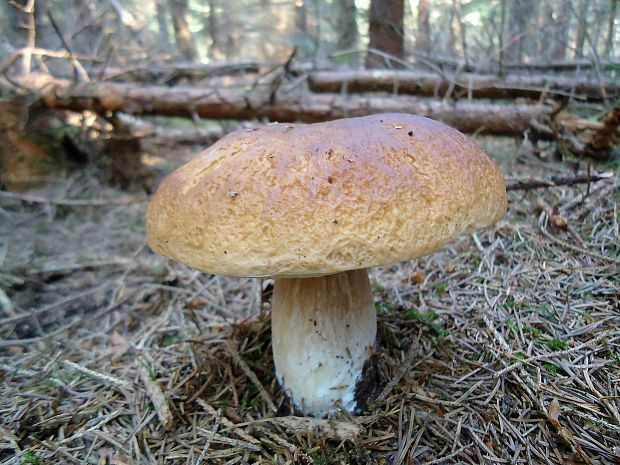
1,0,618,71
1,2,620,465
1,0,619,193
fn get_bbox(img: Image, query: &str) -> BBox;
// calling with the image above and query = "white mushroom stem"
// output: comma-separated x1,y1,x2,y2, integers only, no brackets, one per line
271,268,376,417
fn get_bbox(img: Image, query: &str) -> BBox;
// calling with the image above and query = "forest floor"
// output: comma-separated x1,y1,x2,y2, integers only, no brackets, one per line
0,132,619,465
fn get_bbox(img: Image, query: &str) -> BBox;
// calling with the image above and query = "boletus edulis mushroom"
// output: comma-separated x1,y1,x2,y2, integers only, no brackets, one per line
146,113,507,417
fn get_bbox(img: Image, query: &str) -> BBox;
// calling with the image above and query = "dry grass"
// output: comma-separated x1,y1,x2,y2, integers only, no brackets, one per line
0,136,618,465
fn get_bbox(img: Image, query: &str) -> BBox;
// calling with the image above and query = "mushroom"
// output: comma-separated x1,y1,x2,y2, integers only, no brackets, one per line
146,113,507,417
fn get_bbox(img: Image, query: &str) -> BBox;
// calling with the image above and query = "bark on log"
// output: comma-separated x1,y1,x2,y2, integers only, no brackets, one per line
365,0,404,68
308,70,619,100
1,74,553,135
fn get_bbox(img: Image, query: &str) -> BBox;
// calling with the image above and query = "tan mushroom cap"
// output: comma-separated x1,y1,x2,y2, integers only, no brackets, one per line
146,113,507,278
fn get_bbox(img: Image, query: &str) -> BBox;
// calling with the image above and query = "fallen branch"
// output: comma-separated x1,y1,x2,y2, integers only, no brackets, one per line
505,172,614,191
0,48,102,75
0,74,554,135
308,69,619,100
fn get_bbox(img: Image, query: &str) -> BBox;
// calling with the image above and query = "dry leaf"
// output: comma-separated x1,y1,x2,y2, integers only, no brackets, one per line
410,271,426,285
225,406,243,423
108,331,130,357
550,214,568,230
485,438,495,452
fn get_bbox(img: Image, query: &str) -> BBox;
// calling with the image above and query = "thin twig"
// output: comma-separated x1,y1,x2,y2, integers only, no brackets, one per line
21,0,36,76
0,47,101,75
46,12,89,81
506,172,613,191
0,288,137,347
195,414,221,465
226,340,277,413
62,360,131,390
494,333,610,378
420,445,469,464
0,284,110,326
539,213,620,264
137,357,174,430
197,399,261,445
371,335,425,407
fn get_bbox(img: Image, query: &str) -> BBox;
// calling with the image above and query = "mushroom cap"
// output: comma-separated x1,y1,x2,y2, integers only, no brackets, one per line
146,113,507,278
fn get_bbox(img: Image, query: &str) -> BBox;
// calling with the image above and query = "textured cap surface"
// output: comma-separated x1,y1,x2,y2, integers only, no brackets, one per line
146,113,507,277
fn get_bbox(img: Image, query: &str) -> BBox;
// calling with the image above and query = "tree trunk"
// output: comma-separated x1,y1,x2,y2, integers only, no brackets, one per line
416,0,431,54
447,4,457,54
574,1,590,59
605,0,618,57
449,0,467,63
221,1,238,60
155,0,171,50
365,0,404,68
552,1,570,61
206,0,222,59
295,0,307,34
307,69,618,100
3,74,553,135
168,0,195,60
539,2,554,60
505,0,537,63
313,0,322,61
334,0,358,51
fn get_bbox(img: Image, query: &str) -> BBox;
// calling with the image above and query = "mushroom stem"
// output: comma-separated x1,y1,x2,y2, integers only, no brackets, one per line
271,268,377,417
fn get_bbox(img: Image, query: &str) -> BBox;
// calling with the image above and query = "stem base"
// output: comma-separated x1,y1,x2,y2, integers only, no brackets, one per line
271,269,376,417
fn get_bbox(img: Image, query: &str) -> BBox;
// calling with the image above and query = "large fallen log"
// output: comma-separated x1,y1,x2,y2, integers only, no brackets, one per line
0,74,553,135
308,69,619,100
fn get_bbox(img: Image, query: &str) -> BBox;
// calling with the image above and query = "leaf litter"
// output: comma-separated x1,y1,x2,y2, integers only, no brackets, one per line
0,136,618,464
